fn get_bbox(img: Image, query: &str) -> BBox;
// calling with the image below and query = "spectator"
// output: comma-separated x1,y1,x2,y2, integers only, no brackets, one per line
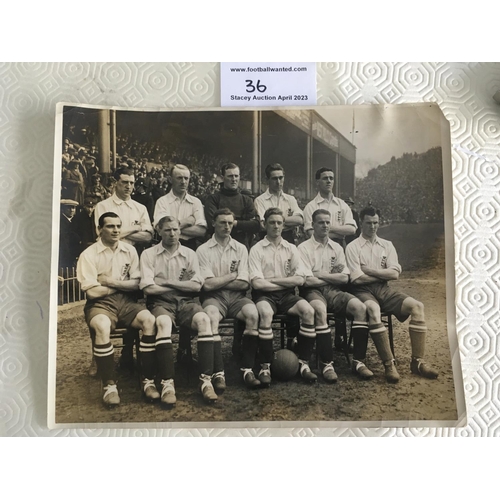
62,161,85,206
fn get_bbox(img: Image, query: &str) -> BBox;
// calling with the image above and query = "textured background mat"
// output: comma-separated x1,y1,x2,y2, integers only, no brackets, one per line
1,62,499,436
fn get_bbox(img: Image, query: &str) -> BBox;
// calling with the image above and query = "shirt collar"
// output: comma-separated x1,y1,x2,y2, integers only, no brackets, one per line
111,193,134,207
359,235,382,247
315,192,340,205
96,238,129,254
311,236,336,250
262,236,289,249
155,241,188,258
263,189,284,200
166,190,194,204
208,234,237,250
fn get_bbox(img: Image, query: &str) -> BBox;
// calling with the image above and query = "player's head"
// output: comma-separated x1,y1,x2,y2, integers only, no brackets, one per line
98,212,122,244
360,206,381,239
113,167,135,200
312,209,331,239
213,208,235,238
221,162,240,191
169,164,191,195
157,215,181,247
315,167,335,196
265,163,285,193
263,207,285,238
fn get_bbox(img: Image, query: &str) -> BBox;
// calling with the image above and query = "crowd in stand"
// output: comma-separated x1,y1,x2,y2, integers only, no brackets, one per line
355,149,444,224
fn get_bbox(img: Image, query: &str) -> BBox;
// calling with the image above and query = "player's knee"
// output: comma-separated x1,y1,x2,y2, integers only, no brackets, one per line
350,300,367,321
156,315,172,338
365,301,381,321
243,306,259,327
138,311,156,331
412,300,425,318
300,304,315,324
311,301,327,324
90,315,111,338
258,308,273,327
204,306,219,322
193,312,211,335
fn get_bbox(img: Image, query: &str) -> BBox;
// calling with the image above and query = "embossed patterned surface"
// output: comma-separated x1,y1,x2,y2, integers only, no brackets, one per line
1,62,499,436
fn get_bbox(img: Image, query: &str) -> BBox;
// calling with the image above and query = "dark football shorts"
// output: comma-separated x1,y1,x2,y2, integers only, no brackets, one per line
84,292,146,332
300,287,354,316
252,290,304,315
147,296,204,331
350,283,410,322
201,290,254,319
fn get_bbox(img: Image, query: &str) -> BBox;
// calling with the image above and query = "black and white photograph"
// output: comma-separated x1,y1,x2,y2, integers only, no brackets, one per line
49,103,464,427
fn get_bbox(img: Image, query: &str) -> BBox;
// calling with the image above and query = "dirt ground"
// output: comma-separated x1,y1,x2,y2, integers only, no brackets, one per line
54,223,458,426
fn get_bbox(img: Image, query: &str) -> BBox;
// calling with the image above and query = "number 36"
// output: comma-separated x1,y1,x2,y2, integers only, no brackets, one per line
245,80,267,93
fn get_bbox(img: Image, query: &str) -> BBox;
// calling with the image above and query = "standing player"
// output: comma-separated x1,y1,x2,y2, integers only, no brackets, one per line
153,164,207,250
303,167,357,246
196,208,261,389
249,207,316,386
345,206,439,383
204,162,260,250
298,209,373,381
94,166,153,247
254,163,304,244
76,212,156,407
140,215,218,404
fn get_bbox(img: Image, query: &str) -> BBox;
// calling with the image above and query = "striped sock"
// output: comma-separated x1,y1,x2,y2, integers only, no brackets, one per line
315,324,333,363
94,342,115,382
351,321,369,361
139,335,157,379
197,334,214,376
258,327,274,364
241,329,259,370
409,320,427,359
369,323,393,362
156,337,174,380
213,333,224,373
297,323,316,363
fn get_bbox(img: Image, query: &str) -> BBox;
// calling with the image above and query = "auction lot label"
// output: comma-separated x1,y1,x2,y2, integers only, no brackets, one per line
220,62,317,107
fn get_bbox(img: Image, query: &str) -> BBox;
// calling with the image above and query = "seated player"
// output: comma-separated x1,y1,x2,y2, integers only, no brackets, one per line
345,206,439,383
196,208,261,390
76,212,156,407
140,215,218,404
298,209,373,382
249,207,316,386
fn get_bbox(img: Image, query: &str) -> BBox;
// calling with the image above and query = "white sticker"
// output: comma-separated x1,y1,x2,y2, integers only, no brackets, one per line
220,62,317,107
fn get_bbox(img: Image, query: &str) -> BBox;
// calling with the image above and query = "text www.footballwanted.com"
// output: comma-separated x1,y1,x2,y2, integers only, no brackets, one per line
230,66,308,73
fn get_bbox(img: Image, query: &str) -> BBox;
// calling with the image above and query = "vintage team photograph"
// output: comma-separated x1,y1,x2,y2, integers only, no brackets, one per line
48,103,464,427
